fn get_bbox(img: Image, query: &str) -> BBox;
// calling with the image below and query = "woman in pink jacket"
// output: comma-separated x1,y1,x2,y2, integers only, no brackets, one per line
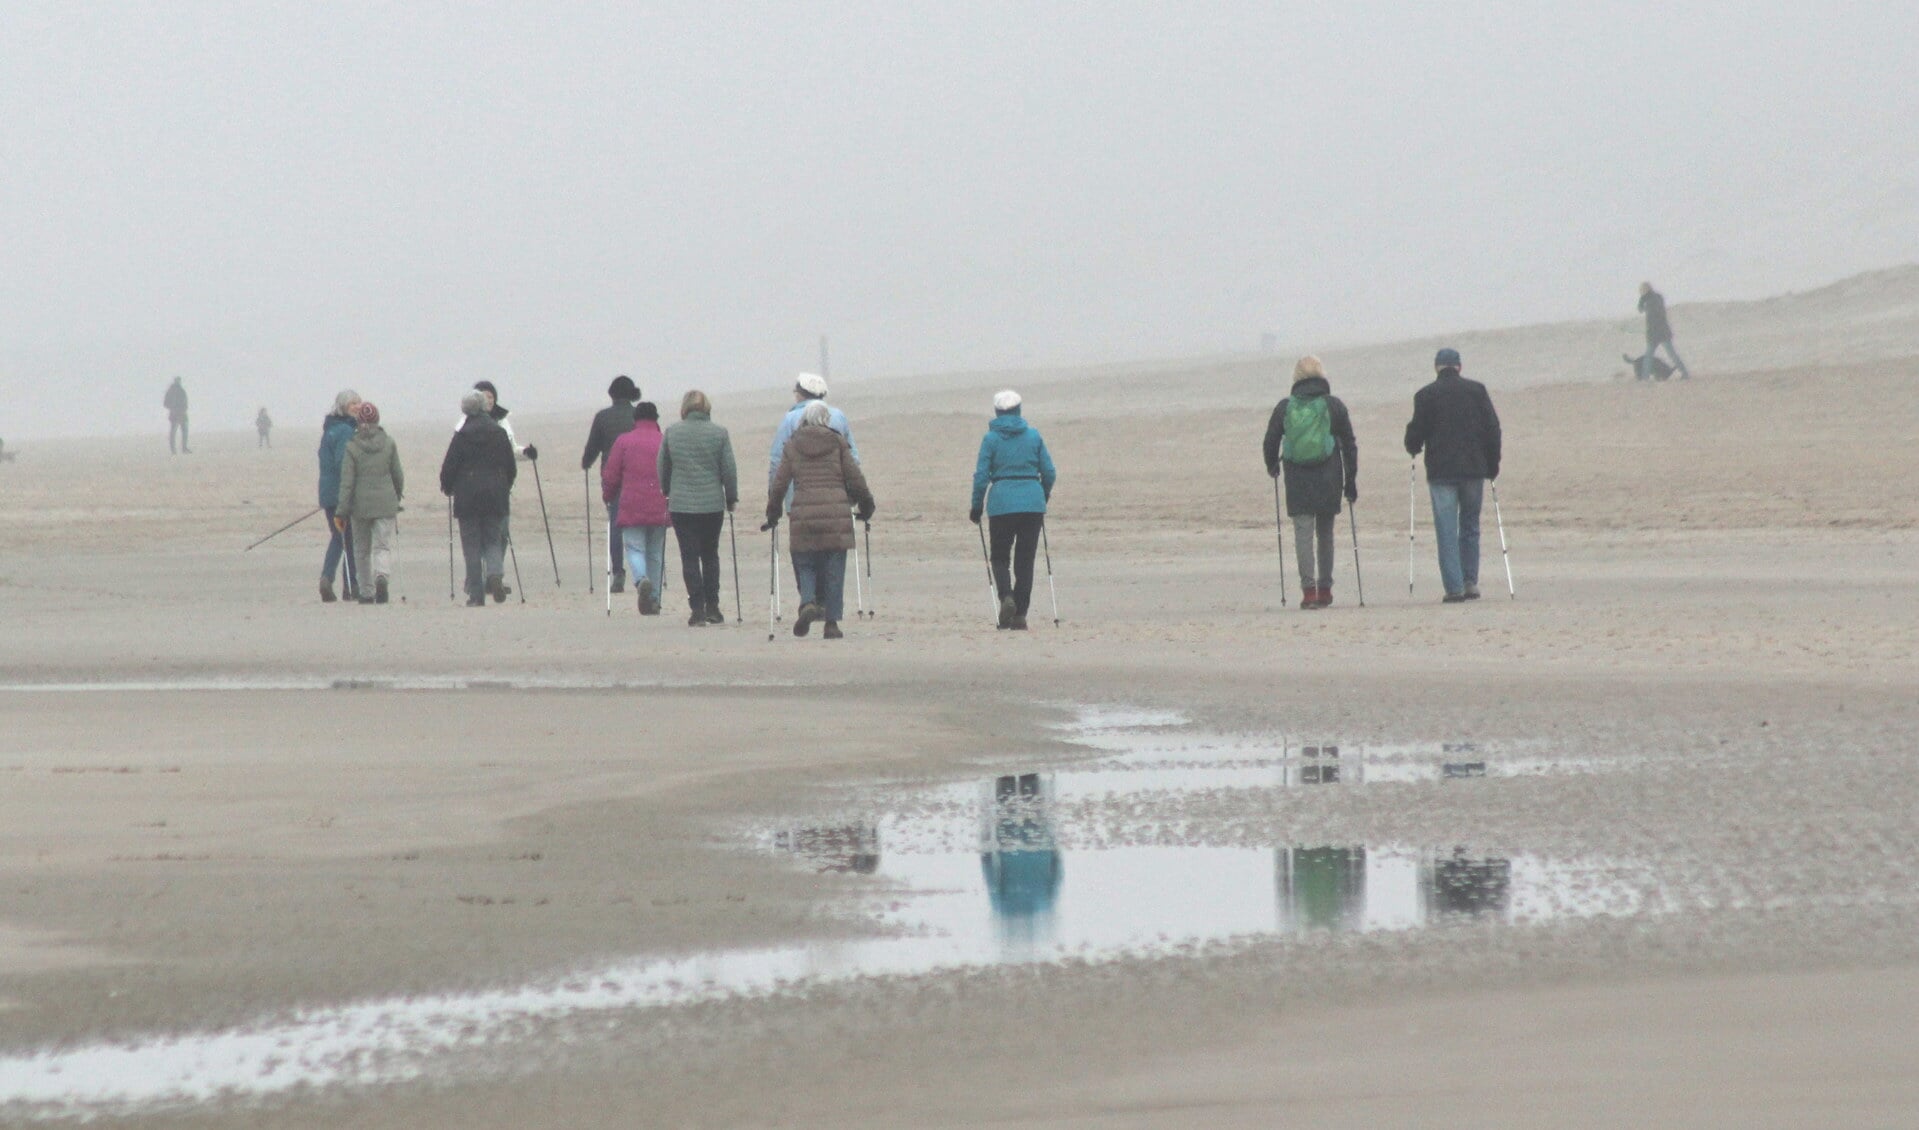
601,402,672,614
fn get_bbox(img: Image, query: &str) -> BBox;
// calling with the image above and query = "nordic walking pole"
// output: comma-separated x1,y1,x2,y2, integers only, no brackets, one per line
772,524,783,622
1039,519,1061,627
531,462,560,586
507,534,526,603
447,498,456,602
976,521,1000,624
243,507,322,551
1349,504,1366,607
727,510,743,622
1491,481,1516,599
862,520,874,618
765,522,778,641
1271,474,1288,606
1407,456,1418,598
850,508,866,619
583,470,595,595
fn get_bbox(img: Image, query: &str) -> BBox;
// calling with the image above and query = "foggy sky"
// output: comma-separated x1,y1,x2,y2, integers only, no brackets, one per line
4,2,1916,441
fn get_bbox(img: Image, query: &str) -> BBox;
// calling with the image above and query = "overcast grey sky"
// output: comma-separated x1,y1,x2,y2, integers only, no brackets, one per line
3,2,1915,440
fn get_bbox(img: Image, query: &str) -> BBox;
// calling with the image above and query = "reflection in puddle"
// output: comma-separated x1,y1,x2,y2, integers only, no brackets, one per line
0,708,1651,1120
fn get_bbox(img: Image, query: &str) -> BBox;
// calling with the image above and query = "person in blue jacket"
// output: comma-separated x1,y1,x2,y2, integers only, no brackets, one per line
316,388,362,602
768,372,858,503
970,390,1056,630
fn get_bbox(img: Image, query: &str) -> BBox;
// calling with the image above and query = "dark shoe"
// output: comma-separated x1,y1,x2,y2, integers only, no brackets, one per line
487,575,506,603
687,609,707,627
356,594,376,605
320,579,336,604
1442,593,1469,604
997,595,1016,630
1463,583,1481,601
705,605,725,625
1010,614,1028,630
822,621,843,640
637,579,655,615
610,575,625,594
466,595,485,607
375,577,389,604
794,602,821,637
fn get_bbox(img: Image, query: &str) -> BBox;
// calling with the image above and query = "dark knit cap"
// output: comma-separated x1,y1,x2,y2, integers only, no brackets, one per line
633,401,659,421
608,375,639,401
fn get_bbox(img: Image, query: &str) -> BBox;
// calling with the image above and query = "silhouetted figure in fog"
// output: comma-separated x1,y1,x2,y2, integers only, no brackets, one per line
1636,282,1691,380
163,377,190,454
256,407,272,448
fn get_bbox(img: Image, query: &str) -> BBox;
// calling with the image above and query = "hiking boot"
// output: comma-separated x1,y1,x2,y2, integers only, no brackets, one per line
610,574,625,594
1442,593,1469,604
1463,583,1481,600
1299,586,1321,610
1010,614,1028,630
687,610,707,627
997,595,1017,630
356,593,376,605
705,604,726,625
320,579,337,604
375,577,389,604
822,621,843,640
466,595,485,607
1317,586,1334,609
637,579,655,615
794,602,822,637
487,575,506,603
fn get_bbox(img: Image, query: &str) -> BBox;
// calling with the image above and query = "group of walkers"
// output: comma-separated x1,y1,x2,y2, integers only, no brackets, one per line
315,390,405,604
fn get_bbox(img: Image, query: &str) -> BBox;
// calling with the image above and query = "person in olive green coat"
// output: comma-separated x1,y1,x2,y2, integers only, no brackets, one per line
336,401,405,604
657,390,739,625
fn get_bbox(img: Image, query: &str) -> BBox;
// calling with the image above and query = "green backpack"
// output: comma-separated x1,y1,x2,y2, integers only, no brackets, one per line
1282,396,1334,465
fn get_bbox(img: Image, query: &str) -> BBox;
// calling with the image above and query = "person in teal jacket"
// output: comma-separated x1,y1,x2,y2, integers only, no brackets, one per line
970,390,1056,630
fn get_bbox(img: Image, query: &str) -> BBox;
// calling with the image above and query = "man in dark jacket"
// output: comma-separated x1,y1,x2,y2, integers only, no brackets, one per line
1262,355,1359,609
1636,282,1690,380
441,390,518,606
1404,348,1501,602
580,375,639,592
163,377,189,454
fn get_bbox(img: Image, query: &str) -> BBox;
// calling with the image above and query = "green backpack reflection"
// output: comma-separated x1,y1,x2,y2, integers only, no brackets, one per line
1282,395,1334,465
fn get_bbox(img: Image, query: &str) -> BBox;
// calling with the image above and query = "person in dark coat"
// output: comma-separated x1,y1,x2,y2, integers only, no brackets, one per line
317,389,362,603
440,390,518,606
1262,355,1358,609
581,375,639,592
163,377,190,454
1404,348,1502,602
765,401,875,639
1636,282,1691,380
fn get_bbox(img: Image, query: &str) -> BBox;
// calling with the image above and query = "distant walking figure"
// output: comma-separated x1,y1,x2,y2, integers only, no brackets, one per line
602,401,671,615
1262,356,1359,609
441,390,518,606
766,400,875,640
970,390,1057,631
336,402,404,605
658,390,739,627
581,375,639,592
1637,282,1691,380
163,377,190,454
256,408,272,448
317,389,362,603
1404,348,1502,603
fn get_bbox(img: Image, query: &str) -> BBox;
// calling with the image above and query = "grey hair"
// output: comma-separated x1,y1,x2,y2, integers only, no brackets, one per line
800,401,832,428
461,390,489,417
331,389,361,416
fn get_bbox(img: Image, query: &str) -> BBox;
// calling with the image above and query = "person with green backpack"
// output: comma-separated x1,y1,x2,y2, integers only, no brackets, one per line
1262,356,1359,609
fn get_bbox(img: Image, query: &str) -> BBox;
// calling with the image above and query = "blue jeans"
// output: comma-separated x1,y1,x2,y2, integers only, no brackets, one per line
792,549,847,622
1428,479,1484,596
621,525,669,595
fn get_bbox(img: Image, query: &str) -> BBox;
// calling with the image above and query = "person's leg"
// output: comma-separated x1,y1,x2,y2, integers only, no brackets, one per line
988,515,1016,600
1292,515,1317,590
1659,339,1690,379
481,515,507,594
1457,479,1484,592
322,506,344,584
169,420,178,454
820,549,846,623
341,520,358,598
1428,481,1464,597
370,517,395,596
1010,513,1042,616
642,525,668,598
180,416,188,453
793,550,822,609
671,514,703,610
605,496,624,589
459,518,485,602
620,527,647,603
1316,512,1336,593
351,517,375,599
697,514,724,614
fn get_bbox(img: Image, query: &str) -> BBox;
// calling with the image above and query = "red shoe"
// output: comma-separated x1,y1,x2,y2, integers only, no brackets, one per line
1299,586,1321,610
1317,587,1334,609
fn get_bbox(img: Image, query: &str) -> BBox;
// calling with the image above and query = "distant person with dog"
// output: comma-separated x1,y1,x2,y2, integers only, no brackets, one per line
1635,282,1691,380
163,377,190,454
1405,348,1501,603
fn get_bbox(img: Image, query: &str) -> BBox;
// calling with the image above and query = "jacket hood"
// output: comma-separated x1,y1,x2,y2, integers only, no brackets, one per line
989,414,1029,437
352,424,389,444
791,425,844,458
1291,375,1331,398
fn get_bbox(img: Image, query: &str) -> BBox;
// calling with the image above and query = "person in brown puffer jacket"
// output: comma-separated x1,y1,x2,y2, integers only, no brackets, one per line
765,401,875,639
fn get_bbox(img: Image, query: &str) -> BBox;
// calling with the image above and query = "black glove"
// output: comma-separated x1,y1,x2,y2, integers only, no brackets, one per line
1344,482,1358,503
855,503,875,523
760,517,779,532
969,507,983,525
523,444,539,461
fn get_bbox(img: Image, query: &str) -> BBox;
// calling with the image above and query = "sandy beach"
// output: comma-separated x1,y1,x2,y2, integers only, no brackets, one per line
3,272,1918,1127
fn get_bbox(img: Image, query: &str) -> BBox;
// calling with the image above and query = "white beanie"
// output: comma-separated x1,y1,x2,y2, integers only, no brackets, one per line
993,389,1022,412
795,372,828,398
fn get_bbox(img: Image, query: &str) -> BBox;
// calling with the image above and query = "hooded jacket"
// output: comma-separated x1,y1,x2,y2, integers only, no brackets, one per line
602,420,670,527
1639,289,1673,345
657,412,738,515
439,415,518,520
970,409,1056,517
581,399,637,471
337,425,404,521
1261,375,1358,517
1404,369,1502,482
317,413,357,508
767,425,874,553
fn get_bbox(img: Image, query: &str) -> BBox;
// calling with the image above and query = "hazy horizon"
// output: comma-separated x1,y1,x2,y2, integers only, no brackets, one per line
5,3,1916,442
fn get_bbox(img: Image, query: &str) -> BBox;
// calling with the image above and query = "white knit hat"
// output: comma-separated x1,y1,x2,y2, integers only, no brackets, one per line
795,372,828,398
993,389,1022,412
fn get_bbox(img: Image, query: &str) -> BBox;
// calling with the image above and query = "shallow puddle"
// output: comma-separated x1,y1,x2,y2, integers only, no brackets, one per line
0,707,1650,1119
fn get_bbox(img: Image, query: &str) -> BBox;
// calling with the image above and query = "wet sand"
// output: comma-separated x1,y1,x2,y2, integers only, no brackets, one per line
2,296,1918,1125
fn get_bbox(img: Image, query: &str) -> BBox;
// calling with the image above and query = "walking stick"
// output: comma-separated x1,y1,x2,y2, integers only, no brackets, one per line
583,470,595,595
243,507,322,551
850,509,866,619
1349,504,1366,607
1271,475,1288,606
861,520,874,618
507,534,526,603
976,520,1000,624
1407,457,1418,598
531,462,560,586
766,523,778,641
728,510,743,623
1040,519,1061,627
1491,481,1516,599
447,498,456,602
772,524,783,622
605,530,612,618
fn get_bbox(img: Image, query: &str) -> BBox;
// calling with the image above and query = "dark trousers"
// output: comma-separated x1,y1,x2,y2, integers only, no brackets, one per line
169,415,189,453
322,505,357,593
458,513,507,601
671,511,725,611
989,512,1045,615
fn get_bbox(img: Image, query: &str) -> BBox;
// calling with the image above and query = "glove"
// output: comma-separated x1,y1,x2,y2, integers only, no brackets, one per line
759,518,778,532
1344,482,1358,503
523,444,539,461
968,507,982,525
855,503,875,523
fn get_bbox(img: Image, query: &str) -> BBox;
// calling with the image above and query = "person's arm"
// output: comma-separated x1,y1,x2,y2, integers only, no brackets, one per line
767,446,794,525
439,439,459,497
720,432,738,509
1480,388,1502,480
337,447,358,518
656,433,673,500
582,413,604,472
1037,436,1056,501
391,443,404,502
1262,401,1286,476
768,412,795,485
500,432,518,489
837,410,860,465
1404,389,1430,456
842,439,874,519
1334,398,1358,499
970,434,994,520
